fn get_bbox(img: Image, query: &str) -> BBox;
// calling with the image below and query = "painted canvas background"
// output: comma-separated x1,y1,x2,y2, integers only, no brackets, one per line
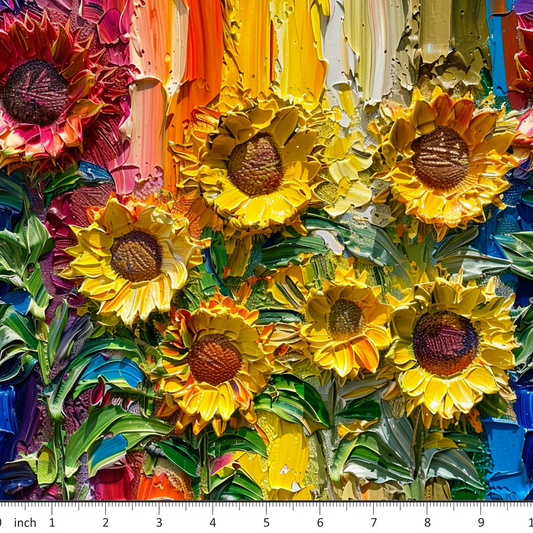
0,0,532,501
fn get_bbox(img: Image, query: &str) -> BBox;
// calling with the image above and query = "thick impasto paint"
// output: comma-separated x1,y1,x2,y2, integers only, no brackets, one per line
0,0,533,501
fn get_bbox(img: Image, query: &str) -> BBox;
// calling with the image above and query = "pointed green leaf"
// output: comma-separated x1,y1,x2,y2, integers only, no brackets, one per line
159,440,200,478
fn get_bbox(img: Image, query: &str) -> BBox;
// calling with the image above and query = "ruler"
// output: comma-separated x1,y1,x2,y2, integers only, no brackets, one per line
0,501,531,533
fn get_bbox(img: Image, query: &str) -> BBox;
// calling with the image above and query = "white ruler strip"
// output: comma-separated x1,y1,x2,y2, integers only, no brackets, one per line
0,501,531,533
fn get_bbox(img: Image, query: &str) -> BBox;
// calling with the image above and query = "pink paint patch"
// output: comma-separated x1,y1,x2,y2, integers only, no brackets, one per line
92,464,134,500
134,166,164,200
211,452,235,475
98,9,122,44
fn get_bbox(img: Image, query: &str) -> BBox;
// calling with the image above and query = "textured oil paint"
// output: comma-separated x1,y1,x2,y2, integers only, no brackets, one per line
1,0,533,503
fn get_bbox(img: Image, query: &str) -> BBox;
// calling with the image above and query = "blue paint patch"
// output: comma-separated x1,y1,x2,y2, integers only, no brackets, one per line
483,418,533,500
516,0,533,14
484,2,508,96
79,356,144,389
202,248,215,274
514,388,533,429
89,434,128,476
472,205,508,259
522,432,533,481
78,161,114,183
0,0,25,14
0,387,16,435
0,462,36,498
0,291,30,315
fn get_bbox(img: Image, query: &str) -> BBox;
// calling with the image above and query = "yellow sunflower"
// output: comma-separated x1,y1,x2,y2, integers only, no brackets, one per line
156,293,273,436
300,267,392,382
387,274,517,428
172,89,327,235
62,197,202,325
381,87,517,240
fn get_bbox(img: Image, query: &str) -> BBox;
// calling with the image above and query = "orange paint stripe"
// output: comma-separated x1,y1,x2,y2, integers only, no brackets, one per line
164,0,224,190
501,10,520,97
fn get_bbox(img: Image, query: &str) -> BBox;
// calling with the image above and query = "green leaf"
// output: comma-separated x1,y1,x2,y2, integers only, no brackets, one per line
333,401,414,484
207,427,267,458
274,375,329,425
478,394,509,418
64,405,127,477
337,398,381,420
37,445,57,487
255,374,329,434
47,356,94,420
331,438,359,482
159,439,200,478
0,306,39,382
0,193,53,318
423,448,484,490
47,337,145,420
433,227,479,261
261,235,329,269
443,432,483,454
0,171,23,212
495,234,533,280
437,247,511,281
64,405,172,477
209,231,229,279
20,209,53,268
303,214,412,285
511,304,533,372
47,301,69,368
77,337,144,361
105,416,171,445
210,471,263,501
256,308,304,325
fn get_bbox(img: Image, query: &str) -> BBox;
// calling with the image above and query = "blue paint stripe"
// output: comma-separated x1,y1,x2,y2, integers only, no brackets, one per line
483,418,532,500
485,1,508,96
0,387,16,435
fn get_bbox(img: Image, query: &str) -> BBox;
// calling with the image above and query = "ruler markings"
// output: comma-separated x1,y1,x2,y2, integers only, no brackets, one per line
2,501,533,508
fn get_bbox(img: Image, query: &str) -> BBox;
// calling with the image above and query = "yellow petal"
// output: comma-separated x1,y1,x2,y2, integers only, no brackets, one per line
465,366,499,394
447,379,474,413
480,348,515,370
199,388,221,421
390,116,416,153
424,377,447,414
351,337,380,373
412,99,437,133
102,199,134,236
401,368,426,393
463,112,497,145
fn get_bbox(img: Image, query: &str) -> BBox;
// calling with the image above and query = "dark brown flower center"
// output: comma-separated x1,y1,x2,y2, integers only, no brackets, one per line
2,59,69,127
187,334,242,386
227,133,284,196
412,311,479,377
328,298,364,341
110,230,162,283
411,127,470,191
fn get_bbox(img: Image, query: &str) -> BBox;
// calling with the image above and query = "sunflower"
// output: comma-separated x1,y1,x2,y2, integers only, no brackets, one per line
172,89,328,235
300,267,392,382
0,11,109,164
62,197,202,325
156,293,273,436
387,274,517,428
380,87,517,240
